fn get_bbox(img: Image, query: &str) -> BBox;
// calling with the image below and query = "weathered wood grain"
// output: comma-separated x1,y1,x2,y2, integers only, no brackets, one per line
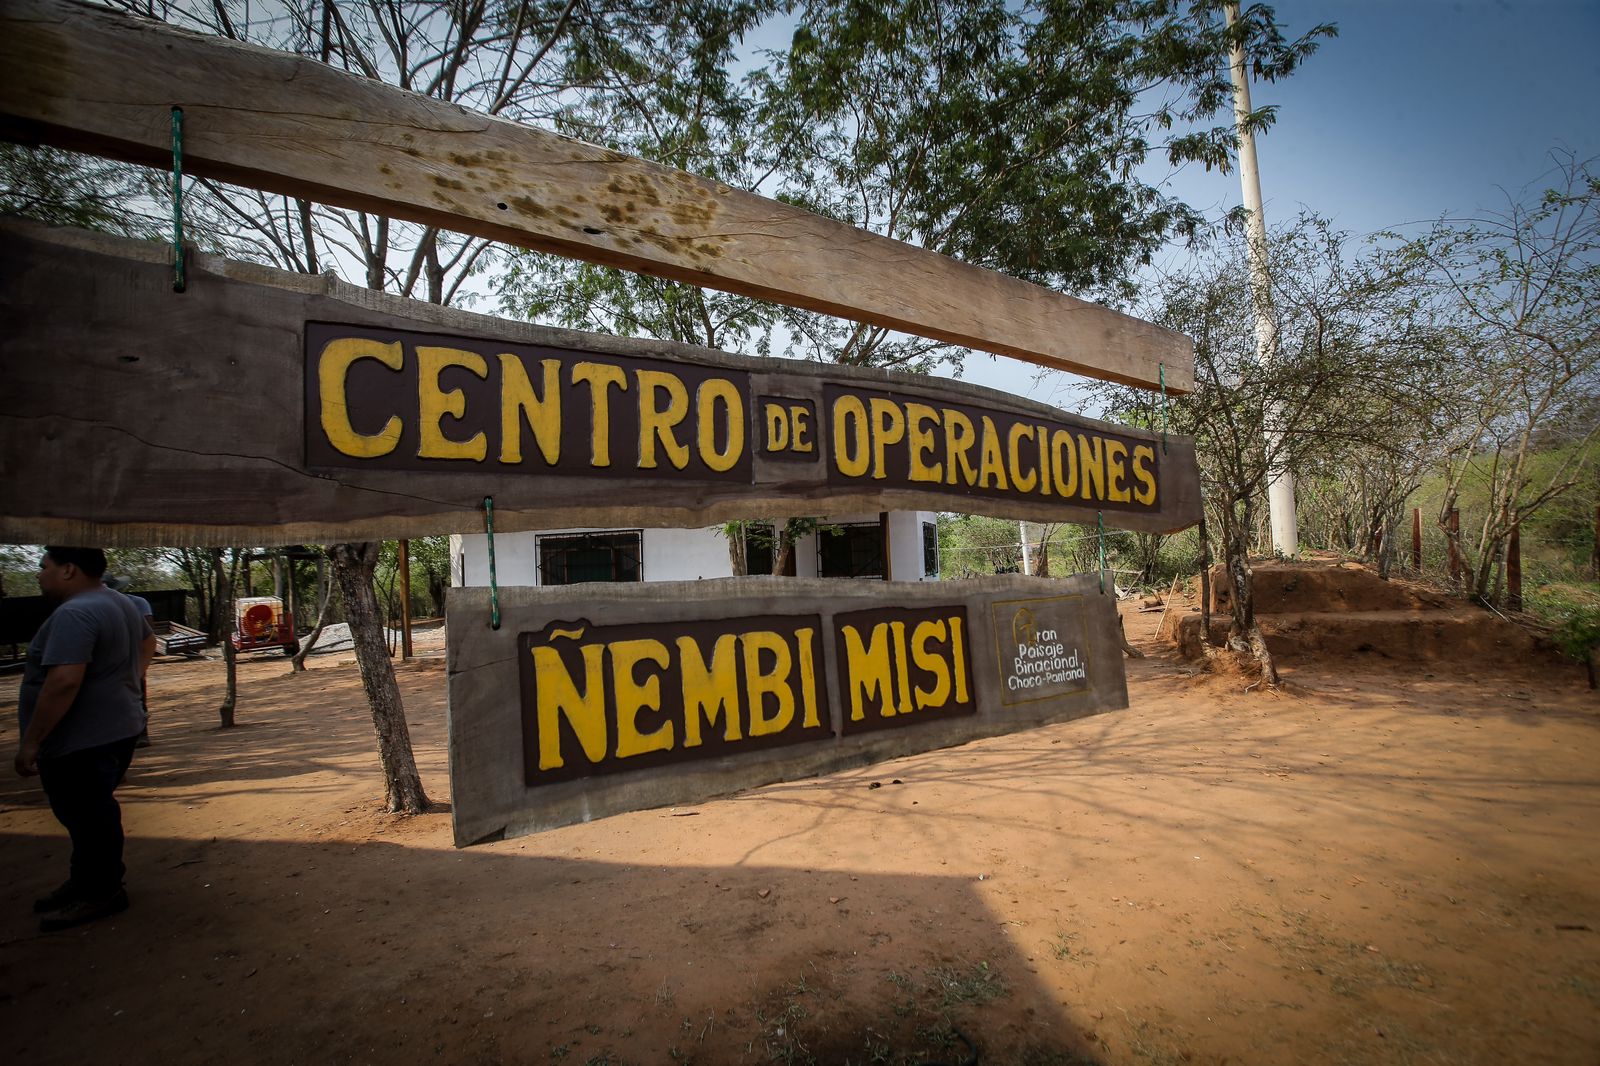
0,0,1193,393
0,221,1202,547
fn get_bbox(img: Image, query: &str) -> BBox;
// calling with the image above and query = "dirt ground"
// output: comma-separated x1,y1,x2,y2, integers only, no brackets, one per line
2,589,1598,1066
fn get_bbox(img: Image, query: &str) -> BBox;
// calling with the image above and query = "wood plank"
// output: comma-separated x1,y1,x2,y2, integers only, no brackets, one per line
0,221,1203,548
0,0,1193,393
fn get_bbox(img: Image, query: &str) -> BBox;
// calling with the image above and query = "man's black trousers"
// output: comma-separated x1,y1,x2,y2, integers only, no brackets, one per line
38,736,138,896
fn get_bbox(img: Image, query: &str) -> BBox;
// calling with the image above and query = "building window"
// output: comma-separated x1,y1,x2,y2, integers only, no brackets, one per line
818,522,884,579
923,521,940,578
538,531,643,585
744,523,775,576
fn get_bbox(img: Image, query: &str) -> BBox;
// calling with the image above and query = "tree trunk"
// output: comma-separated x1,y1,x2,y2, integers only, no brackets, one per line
1222,511,1280,687
726,521,748,576
1118,613,1144,659
212,547,237,728
330,542,431,814
1198,514,1213,647
771,520,794,576
290,556,335,673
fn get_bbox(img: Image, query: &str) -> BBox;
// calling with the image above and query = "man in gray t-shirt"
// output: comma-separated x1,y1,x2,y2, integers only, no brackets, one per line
16,547,154,932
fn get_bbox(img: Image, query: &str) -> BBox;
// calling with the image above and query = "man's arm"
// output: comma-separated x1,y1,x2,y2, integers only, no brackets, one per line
15,663,87,777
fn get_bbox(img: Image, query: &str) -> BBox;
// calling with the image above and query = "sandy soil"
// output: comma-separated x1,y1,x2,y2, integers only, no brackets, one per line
2,597,1597,1065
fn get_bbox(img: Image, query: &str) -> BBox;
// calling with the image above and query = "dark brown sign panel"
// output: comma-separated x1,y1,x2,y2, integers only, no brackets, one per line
518,614,831,786
832,606,976,735
447,574,1128,845
0,224,1202,547
824,384,1163,517
305,322,752,482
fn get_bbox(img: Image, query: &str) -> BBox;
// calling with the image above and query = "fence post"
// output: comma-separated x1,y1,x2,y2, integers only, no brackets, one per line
1411,507,1422,572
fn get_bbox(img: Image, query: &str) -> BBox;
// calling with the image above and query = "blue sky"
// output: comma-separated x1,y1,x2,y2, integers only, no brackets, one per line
961,0,1600,402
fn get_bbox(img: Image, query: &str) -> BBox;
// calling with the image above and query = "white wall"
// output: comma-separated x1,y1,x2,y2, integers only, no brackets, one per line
450,511,940,586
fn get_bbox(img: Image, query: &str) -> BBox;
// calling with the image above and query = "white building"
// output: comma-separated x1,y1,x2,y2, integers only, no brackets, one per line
450,510,941,588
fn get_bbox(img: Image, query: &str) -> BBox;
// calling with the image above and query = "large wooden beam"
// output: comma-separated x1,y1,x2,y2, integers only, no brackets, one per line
0,0,1193,393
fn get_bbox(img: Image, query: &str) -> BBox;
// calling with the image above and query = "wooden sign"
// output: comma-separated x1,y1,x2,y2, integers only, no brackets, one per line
0,223,1203,547
0,0,1192,393
447,574,1128,844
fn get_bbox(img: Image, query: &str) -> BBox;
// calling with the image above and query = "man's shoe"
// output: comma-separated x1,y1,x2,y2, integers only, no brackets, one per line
32,880,80,914
38,888,129,932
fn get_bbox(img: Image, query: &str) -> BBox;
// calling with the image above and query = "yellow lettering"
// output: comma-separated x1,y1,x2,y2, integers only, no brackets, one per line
1104,439,1132,503
869,397,905,480
499,355,561,466
1132,444,1158,506
532,644,608,771
677,634,742,747
842,623,895,721
890,621,914,715
743,630,796,737
1077,433,1105,501
950,615,970,705
317,337,403,458
911,619,952,710
611,639,674,758
944,408,979,486
1036,426,1053,497
417,346,488,461
789,405,813,453
1052,429,1077,497
1007,422,1037,493
833,394,870,478
905,403,942,483
978,416,1009,490
795,628,821,729
572,362,628,467
764,402,788,451
698,378,745,472
637,370,690,470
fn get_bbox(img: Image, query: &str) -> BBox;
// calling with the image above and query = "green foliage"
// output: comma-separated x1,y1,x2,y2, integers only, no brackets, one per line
500,0,783,351
1380,153,1600,600
1525,583,1600,663
0,143,161,238
506,0,1332,371
754,0,1329,370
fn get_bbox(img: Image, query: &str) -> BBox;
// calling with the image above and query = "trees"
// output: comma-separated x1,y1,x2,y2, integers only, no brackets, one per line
1387,154,1600,605
1092,216,1443,684
754,0,1330,370
504,0,1331,372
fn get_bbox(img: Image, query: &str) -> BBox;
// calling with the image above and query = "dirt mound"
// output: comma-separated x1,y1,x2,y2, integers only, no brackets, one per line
1210,558,1452,614
1163,557,1552,666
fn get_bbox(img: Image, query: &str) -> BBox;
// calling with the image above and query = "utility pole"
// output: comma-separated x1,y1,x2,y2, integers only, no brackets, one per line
1226,2,1298,556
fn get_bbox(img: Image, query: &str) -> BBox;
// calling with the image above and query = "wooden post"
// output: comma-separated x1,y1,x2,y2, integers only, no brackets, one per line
1447,507,1462,585
1506,522,1522,613
1411,507,1422,572
0,0,1193,393
398,538,413,660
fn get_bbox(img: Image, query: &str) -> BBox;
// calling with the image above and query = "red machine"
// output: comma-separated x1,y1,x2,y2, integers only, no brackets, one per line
231,596,300,656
